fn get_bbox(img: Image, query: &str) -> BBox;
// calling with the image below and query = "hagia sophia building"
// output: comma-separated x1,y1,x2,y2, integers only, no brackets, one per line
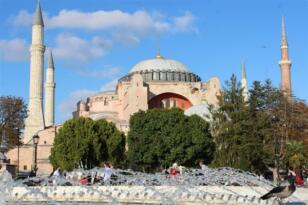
6,2,292,175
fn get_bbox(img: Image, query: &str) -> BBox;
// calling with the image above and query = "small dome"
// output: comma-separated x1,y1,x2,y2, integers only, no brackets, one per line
184,104,212,121
130,54,190,73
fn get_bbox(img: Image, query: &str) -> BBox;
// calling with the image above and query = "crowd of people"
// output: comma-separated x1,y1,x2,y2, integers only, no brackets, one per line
49,162,114,186
31,161,308,187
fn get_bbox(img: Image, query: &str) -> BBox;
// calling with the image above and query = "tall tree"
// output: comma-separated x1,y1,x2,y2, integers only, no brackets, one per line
50,117,125,171
0,96,27,150
210,74,256,171
127,108,215,172
211,75,308,177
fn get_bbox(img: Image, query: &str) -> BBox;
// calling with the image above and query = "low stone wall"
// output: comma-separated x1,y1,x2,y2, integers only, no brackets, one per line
6,186,308,204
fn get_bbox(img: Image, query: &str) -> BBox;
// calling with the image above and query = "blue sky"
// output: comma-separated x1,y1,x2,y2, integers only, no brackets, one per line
0,0,307,123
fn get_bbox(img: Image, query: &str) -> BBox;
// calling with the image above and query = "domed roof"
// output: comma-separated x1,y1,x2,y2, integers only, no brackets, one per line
130,54,190,73
184,104,212,121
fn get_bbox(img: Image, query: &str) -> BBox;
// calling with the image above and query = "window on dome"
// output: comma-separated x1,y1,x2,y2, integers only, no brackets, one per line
167,72,172,81
174,73,180,81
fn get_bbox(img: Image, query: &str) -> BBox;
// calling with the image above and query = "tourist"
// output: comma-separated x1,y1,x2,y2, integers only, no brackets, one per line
169,163,180,177
295,169,304,186
199,160,207,171
53,168,61,177
103,162,113,185
50,168,62,186
90,171,97,185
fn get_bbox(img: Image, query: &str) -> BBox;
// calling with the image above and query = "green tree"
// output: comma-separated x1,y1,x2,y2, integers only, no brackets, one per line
286,140,307,170
50,117,125,171
0,96,27,150
210,74,255,171
127,108,214,172
247,80,285,172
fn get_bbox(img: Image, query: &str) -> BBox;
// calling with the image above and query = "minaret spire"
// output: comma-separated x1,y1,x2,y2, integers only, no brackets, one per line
24,2,46,142
44,50,55,127
279,16,292,97
281,16,287,47
241,61,248,102
33,0,44,26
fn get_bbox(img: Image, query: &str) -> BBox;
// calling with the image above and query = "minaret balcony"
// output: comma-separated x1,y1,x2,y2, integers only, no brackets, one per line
279,60,292,65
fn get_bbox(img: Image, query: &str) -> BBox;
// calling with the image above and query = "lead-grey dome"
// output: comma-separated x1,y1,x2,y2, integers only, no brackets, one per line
130,55,190,73
184,104,212,121
120,54,201,83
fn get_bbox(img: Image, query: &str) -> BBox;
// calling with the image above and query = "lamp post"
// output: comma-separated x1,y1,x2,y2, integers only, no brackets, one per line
33,134,40,174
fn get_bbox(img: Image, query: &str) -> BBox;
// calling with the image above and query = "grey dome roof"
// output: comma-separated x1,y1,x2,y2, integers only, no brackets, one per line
184,104,212,121
130,54,190,73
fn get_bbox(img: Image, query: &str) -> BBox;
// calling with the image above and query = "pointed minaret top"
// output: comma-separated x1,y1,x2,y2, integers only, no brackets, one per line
281,16,288,46
33,1,44,26
242,61,246,79
47,50,54,69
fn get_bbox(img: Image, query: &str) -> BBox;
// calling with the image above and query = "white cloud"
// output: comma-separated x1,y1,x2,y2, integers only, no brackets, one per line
78,66,120,78
7,10,196,62
9,10,33,27
52,33,111,61
173,12,197,32
0,38,29,62
58,89,97,121
100,79,118,91
10,9,195,34
47,10,170,33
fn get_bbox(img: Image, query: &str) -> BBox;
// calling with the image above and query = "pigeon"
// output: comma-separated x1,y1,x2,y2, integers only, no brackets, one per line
260,177,296,202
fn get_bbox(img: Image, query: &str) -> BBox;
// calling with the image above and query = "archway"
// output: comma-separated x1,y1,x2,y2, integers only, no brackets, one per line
148,93,192,110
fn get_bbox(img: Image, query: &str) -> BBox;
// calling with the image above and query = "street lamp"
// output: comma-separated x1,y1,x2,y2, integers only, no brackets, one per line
33,134,40,175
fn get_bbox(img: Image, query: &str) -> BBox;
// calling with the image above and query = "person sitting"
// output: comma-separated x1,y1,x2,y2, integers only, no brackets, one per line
169,163,180,177
53,168,61,177
199,160,207,171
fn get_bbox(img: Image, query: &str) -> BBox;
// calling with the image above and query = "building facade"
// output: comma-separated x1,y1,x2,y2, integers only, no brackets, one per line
73,53,221,133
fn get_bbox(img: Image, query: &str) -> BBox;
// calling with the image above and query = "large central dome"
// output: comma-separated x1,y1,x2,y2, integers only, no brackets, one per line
130,54,190,73
119,53,201,83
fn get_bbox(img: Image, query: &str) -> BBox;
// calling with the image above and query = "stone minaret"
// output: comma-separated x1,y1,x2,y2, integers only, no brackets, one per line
241,62,248,102
24,2,45,143
279,16,292,97
44,50,55,127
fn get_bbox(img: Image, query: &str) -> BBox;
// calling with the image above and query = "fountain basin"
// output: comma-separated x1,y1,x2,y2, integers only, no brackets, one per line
6,186,308,204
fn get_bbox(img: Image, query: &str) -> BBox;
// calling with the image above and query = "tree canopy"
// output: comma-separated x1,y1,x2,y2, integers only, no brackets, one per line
126,108,215,172
210,74,308,174
50,117,125,171
0,96,27,150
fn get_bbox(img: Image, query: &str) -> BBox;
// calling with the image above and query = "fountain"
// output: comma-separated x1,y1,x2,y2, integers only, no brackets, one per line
1,166,307,205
